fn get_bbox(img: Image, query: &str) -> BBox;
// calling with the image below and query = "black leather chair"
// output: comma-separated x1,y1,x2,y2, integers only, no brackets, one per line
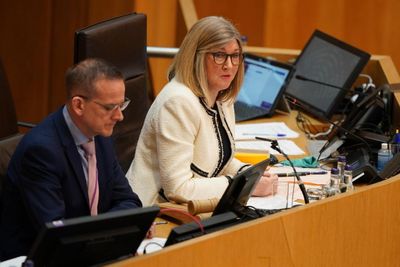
0,59,27,200
0,134,23,197
0,60,19,139
74,13,150,173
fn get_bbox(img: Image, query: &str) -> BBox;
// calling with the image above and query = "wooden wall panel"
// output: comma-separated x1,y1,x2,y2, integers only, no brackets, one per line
47,0,89,112
1,0,400,123
194,0,267,46
0,1,52,123
134,0,179,96
264,0,400,72
137,0,400,96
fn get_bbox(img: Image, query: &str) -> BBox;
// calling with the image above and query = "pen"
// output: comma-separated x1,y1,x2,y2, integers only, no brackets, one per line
243,133,286,137
277,171,328,177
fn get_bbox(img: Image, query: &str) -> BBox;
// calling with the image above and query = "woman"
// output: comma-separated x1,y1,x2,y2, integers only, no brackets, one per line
127,16,277,206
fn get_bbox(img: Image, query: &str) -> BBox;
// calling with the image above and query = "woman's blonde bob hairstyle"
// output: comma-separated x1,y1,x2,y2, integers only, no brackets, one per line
168,16,244,105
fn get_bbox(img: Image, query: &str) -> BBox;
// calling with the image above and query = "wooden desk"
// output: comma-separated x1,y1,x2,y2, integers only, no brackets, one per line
154,217,176,238
111,174,400,267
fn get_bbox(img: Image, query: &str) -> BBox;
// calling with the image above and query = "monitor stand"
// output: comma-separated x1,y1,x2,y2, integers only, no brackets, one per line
275,97,291,115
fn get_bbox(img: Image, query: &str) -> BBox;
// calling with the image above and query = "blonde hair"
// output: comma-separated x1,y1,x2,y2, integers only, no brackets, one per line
168,16,244,105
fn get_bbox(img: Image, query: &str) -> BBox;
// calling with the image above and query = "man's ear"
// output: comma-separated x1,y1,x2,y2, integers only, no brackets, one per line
70,96,85,116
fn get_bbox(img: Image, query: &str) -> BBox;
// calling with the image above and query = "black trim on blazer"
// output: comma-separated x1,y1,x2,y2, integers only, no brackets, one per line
190,163,209,177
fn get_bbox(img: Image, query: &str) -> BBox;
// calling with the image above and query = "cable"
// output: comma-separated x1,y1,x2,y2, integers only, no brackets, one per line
255,136,310,204
285,95,373,161
295,111,323,138
315,115,373,161
158,208,205,233
358,74,375,92
143,241,164,254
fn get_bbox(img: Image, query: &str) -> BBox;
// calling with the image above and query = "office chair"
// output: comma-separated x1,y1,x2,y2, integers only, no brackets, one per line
74,13,150,173
0,59,32,199
0,134,23,199
0,59,19,139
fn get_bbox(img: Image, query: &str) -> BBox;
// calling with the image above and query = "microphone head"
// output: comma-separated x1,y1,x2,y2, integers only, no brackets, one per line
295,74,307,81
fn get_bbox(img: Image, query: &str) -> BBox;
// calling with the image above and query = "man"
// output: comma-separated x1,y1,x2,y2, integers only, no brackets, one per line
0,58,142,260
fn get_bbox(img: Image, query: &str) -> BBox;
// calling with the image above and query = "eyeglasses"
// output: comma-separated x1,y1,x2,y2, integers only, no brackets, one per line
209,52,243,66
74,95,131,112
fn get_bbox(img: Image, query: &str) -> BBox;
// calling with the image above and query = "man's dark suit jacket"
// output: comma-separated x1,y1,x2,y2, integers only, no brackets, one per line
0,107,142,260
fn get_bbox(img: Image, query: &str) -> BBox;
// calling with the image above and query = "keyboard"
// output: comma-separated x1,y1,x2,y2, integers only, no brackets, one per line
238,207,287,220
255,208,286,217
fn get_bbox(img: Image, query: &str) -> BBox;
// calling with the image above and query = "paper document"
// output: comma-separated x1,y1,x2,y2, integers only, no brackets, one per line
235,139,305,155
235,122,299,140
0,256,27,267
247,166,330,209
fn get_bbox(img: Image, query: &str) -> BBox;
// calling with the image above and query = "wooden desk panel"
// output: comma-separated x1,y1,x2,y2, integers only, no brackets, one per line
111,175,400,267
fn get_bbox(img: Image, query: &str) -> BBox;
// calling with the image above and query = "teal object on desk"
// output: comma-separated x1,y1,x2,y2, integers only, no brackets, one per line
280,156,319,168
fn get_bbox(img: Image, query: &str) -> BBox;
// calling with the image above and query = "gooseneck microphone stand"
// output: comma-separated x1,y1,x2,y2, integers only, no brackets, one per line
284,95,373,162
256,137,310,204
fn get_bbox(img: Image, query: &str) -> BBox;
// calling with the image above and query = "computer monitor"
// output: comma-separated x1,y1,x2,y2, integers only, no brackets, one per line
284,29,370,119
212,158,270,216
235,53,294,122
25,206,159,267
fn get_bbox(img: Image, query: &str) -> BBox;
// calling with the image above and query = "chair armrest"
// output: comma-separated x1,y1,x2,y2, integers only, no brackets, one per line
17,121,36,128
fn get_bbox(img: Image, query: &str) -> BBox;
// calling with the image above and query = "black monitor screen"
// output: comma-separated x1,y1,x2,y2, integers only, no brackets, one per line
212,159,270,216
26,206,159,267
284,29,370,119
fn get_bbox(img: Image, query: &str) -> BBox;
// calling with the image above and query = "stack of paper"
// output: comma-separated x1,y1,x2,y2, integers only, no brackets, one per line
235,139,305,155
235,122,304,155
235,122,299,140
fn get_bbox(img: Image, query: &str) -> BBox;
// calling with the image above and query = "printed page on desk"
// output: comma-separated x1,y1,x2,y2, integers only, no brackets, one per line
235,122,299,140
247,166,330,209
235,139,305,155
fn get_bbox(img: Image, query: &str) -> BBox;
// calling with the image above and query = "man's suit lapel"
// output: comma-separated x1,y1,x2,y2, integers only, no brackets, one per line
53,108,89,205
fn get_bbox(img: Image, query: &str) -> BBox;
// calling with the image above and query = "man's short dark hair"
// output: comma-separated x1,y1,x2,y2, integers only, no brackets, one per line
65,58,124,98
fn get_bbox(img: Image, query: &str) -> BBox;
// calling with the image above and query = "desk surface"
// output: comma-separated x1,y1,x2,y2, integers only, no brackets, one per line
236,110,326,163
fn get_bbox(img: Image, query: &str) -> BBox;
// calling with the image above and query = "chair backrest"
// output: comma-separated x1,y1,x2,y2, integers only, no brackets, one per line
0,133,23,202
74,13,149,173
0,59,19,139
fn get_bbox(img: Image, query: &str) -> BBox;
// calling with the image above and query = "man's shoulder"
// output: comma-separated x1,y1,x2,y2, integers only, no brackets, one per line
16,109,65,153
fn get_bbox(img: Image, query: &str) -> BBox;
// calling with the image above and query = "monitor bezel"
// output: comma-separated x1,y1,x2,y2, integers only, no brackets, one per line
284,29,371,119
212,158,270,216
164,211,238,247
26,206,159,267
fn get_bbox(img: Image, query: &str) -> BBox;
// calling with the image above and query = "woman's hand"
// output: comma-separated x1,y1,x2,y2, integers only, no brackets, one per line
252,170,278,197
145,222,156,239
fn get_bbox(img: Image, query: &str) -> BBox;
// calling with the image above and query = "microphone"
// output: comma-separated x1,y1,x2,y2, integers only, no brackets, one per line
285,96,373,161
295,75,347,91
255,136,310,204
295,74,360,104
